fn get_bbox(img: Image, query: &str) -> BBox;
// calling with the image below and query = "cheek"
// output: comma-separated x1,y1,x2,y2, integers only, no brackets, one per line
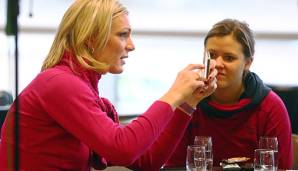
102,46,122,63
226,63,243,78
111,44,125,58
233,64,246,79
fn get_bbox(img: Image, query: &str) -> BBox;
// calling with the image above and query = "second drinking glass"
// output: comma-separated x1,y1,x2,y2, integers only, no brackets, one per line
254,149,275,171
186,145,207,171
194,136,213,170
258,136,278,170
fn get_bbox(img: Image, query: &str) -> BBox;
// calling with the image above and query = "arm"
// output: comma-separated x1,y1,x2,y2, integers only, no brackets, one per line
43,63,214,167
41,73,176,166
94,63,217,170
127,109,191,171
262,91,293,169
163,119,191,168
128,61,218,170
88,62,217,169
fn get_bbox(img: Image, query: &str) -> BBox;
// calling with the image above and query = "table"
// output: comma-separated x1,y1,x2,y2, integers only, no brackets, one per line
160,166,222,171
160,167,296,171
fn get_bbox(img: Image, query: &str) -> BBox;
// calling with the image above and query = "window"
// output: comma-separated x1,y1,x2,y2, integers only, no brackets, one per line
1,0,298,115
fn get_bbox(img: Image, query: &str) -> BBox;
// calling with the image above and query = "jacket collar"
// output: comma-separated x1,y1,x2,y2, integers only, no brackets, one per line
198,71,271,118
58,51,101,95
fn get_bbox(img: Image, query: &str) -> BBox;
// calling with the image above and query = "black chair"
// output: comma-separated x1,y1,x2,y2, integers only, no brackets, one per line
0,91,13,130
269,85,298,134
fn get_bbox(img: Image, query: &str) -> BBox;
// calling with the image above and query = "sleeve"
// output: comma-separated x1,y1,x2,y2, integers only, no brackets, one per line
40,73,175,166
163,114,193,168
127,109,192,171
262,91,293,169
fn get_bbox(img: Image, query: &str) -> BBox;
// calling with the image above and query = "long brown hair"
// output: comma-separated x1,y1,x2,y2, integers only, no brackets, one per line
204,19,255,59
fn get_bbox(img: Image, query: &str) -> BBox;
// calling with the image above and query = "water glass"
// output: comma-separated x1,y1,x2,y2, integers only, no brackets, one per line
258,136,278,170
254,149,275,171
186,145,206,171
194,136,213,170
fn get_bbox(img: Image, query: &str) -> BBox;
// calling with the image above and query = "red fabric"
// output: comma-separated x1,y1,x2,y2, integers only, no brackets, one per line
0,52,191,171
165,91,293,169
208,98,251,111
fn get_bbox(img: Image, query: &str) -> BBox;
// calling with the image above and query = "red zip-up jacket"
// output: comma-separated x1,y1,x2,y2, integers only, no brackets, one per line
0,52,191,171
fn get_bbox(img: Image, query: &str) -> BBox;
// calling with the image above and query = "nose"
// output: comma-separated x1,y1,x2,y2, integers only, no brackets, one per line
126,37,135,52
215,56,224,68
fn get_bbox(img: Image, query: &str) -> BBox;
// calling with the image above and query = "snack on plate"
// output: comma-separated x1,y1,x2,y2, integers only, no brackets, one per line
227,157,250,163
220,157,253,171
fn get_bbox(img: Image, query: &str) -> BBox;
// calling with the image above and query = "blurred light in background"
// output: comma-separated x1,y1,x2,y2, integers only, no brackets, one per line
0,0,297,115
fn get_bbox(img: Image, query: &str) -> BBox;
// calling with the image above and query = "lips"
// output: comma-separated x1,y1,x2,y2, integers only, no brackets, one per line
216,72,225,80
120,56,128,65
120,56,128,59
217,72,225,76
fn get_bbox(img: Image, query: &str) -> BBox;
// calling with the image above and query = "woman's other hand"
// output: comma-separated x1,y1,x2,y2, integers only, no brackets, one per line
159,64,206,109
185,59,218,108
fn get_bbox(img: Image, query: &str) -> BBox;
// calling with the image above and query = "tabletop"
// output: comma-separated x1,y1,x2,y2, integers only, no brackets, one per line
160,166,296,171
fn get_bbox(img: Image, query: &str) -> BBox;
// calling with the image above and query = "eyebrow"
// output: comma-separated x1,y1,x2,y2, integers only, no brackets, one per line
223,52,237,56
122,27,131,32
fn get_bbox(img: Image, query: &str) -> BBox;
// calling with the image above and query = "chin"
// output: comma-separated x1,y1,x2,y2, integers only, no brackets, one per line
216,81,227,89
109,67,124,74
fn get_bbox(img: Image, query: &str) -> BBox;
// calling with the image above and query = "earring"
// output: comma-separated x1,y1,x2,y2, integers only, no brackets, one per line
87,45,94,54
90,47,94,54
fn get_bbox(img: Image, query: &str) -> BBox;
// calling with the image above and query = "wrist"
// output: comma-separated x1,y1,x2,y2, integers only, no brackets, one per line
160,92,183,109
177,102,196,116
187,96,204,108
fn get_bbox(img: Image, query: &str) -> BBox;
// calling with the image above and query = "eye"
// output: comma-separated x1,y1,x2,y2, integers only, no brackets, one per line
223,55,234,62
209,52,217,59
118,31,129,38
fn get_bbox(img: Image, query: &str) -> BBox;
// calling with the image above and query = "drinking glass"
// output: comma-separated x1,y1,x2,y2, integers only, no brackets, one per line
194,136,213,170
254,149,275,171
258,136,278,170
186,145,206,171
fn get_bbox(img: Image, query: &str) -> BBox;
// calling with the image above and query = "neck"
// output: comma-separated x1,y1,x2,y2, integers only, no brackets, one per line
211,84,245,105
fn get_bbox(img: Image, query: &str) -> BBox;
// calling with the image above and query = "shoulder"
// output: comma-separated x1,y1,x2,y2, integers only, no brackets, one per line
41,67,87,88
31,67,92,99
259,90,288,116
261,90,285,108
38,67,82,84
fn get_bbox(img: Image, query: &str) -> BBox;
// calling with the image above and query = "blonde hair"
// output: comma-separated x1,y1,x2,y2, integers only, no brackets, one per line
41,0,128,72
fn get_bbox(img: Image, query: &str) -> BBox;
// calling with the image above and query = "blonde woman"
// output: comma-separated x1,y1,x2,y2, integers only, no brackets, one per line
0,0,217,170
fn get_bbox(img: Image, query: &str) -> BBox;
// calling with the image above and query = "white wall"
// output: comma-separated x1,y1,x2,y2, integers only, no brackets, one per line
1,0,298,115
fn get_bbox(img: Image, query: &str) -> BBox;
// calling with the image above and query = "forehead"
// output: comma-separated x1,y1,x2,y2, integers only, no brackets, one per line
206,35,243,53
111,14,131,31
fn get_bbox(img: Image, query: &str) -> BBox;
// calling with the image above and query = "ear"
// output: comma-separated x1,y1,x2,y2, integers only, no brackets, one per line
244,57,253,70
85,36,96,54
85,37,95,49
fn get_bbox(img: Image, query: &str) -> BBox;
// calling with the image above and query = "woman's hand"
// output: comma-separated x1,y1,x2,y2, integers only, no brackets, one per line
159,64,206,109
184,59,218,108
